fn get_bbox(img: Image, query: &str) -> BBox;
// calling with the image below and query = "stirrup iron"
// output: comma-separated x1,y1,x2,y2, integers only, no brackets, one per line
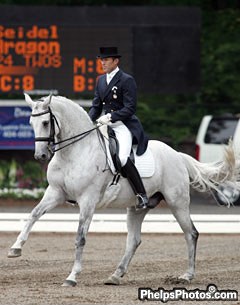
136,194,148,210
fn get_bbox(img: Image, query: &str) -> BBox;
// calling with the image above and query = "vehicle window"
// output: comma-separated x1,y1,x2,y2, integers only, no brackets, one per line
204,118,238,144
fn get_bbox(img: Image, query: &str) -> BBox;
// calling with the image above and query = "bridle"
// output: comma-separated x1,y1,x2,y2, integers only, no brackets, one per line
31,107,59,149
31,107,100,155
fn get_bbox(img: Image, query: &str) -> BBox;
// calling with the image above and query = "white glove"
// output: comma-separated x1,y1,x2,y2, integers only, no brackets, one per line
96,113,112,125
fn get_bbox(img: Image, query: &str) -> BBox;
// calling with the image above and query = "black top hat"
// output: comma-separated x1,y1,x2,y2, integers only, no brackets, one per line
97,47,121,59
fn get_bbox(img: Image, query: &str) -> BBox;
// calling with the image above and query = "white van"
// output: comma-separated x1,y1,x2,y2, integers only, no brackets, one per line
195,114,240,205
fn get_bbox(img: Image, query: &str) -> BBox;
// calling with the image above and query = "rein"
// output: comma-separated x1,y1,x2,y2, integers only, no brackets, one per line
54,126,99,152
31,107,100,154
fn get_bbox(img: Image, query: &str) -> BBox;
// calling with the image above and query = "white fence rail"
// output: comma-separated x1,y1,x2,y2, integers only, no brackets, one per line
0,213,240,233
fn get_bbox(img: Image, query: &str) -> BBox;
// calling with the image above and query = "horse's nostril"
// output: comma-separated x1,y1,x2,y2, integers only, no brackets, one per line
42,154,47,160
34,153,48,162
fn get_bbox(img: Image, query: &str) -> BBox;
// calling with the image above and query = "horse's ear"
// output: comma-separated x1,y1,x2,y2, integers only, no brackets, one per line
42,94,53,108
24,93,35,109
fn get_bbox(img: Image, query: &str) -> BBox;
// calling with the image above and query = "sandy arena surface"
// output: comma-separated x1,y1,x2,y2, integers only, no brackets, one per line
0,232,240,305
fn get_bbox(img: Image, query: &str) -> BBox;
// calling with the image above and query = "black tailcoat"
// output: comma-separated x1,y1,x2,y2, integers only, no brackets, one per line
89,69,148,155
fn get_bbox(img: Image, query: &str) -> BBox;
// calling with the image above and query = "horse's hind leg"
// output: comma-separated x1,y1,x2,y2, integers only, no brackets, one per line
168,198,199,283
105,206,148,285
8,186,65,257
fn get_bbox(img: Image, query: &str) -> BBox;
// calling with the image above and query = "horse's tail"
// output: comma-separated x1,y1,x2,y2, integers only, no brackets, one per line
179,142,240,203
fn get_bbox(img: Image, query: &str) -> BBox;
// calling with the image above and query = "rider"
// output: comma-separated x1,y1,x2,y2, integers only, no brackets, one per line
88,47,149,210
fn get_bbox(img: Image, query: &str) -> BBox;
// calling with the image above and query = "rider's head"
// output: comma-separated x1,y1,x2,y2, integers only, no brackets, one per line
97,47,121,74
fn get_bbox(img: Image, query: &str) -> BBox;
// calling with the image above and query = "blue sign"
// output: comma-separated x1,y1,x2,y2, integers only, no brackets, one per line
0,106,34,150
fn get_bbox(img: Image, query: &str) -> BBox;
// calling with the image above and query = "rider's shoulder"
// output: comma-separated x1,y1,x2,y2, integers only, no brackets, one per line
120,70,135,82
121,70,132,78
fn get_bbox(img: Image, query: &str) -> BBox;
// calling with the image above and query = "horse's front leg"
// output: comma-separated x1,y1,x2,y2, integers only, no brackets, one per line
62,197,96,287
8,186,65,258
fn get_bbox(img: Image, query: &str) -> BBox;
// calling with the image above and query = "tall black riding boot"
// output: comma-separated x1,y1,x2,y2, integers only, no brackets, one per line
121,158,149,210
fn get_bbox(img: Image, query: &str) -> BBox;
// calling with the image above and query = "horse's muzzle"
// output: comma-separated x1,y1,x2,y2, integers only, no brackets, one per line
34,152,49,162
34,142,53,162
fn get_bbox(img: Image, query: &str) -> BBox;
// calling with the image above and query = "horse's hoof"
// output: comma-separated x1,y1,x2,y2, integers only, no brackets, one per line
104,275,120,285
62,280,77,287
178,272,192,284
177,277,191,285
177,276,191,284
8,248,22,258
164,275,190,285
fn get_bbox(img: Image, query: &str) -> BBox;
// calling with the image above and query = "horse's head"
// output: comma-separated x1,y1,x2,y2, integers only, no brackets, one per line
25,93,59,162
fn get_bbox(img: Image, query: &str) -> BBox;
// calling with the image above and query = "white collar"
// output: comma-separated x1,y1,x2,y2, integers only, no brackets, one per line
107,67,119,83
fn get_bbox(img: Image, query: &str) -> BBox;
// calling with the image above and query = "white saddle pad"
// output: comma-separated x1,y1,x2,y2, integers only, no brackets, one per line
133,146,155,177
100,125,155,178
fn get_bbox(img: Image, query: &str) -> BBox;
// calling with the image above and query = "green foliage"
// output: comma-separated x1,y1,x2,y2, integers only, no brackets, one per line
0,159,47,189
137,94,204,147
0,160,10,187
201,9,240,112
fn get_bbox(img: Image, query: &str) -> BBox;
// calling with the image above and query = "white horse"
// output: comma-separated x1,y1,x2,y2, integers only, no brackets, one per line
8,94,240,287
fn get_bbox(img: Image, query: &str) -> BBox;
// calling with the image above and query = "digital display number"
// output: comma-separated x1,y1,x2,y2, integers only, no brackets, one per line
73,57,103,92
0,75,34,92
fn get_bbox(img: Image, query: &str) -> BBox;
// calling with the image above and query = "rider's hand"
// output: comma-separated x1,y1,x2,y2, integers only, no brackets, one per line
96,114,112,125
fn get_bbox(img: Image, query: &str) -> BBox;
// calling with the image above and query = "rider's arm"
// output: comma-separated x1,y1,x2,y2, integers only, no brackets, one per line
88,81,103,122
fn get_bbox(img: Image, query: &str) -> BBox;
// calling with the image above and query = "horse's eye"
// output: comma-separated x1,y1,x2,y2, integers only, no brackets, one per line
43,121,49,127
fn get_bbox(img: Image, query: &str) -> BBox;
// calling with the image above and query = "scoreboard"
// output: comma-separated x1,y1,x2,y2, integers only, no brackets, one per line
0,24,132,95
0,5,201,150
0,5,200,96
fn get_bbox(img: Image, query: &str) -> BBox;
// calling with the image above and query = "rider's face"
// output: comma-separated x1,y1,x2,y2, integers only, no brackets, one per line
100,57,119,74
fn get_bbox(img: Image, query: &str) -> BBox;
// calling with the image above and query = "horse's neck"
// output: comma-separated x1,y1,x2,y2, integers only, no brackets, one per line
52,98,94,140
50,97,101,160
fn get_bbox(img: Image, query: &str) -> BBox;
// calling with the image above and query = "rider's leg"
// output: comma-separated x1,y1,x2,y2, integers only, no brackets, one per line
112,121,132,166
112,122,149,209
121,157,149,209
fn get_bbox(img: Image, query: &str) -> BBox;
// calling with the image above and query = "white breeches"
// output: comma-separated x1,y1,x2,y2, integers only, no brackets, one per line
111,121,132,166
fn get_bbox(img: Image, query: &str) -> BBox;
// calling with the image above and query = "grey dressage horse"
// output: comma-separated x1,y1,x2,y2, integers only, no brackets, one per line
8,94,240,287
